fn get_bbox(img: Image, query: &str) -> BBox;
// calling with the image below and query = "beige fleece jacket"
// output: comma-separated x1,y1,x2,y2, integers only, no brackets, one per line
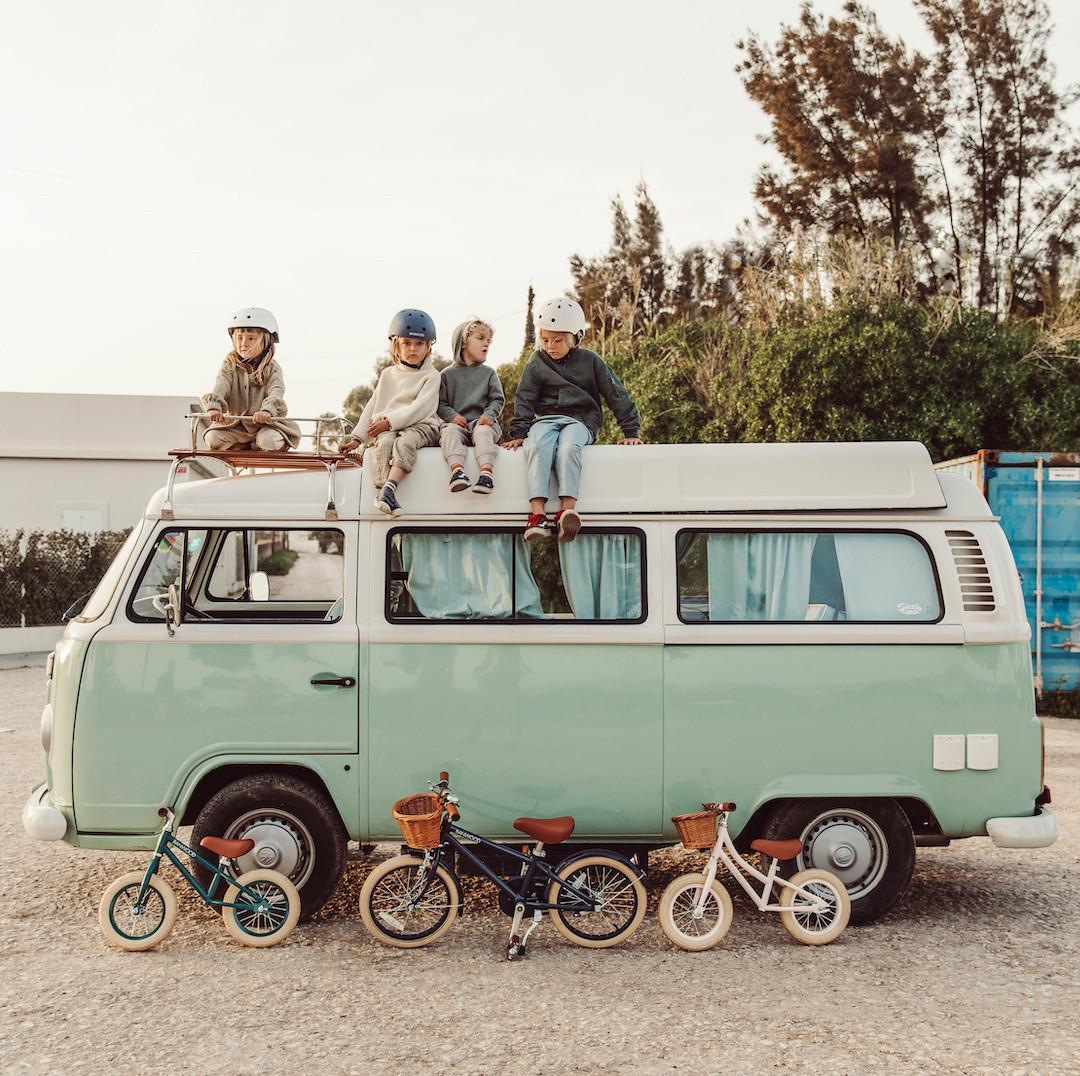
202,354,301,448
350,358,441,443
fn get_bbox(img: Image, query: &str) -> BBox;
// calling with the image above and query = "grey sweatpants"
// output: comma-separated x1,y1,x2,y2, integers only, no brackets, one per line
369,421,441,487
439,419,502,470
204,426,286,451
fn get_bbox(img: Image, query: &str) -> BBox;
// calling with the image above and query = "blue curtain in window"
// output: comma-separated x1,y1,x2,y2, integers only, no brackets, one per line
401,533,541,619
833,533,940,621
706,533,815,620
559,534,641,620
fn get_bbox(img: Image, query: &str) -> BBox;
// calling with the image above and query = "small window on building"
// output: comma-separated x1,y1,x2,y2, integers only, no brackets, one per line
676,530,941,624
387,529,644,623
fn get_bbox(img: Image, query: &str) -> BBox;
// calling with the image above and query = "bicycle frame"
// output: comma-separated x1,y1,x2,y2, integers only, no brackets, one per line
420,819,606,913
137,817,265,912
696,814,829,914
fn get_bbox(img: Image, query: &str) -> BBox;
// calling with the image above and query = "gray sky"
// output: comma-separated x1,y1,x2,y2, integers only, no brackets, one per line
3,0,1078,420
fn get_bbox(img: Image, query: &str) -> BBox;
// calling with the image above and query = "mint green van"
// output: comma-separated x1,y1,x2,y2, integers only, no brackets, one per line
23,442,1057,923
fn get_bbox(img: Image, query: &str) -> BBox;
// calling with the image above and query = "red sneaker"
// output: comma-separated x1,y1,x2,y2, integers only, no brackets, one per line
555,508,581,542
524,513,554,541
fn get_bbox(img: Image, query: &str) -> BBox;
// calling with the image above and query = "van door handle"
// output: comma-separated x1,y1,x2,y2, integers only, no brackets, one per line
310,676,356,688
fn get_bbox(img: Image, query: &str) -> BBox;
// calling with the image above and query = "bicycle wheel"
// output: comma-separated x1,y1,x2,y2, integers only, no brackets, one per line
657,872,734,952
222,869,301,948
359,855,460,948
99,871,177,951
546,854,646,948
779,868,851,945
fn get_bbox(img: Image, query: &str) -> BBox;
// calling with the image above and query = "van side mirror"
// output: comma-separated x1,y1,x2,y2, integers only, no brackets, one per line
249,571,270,602
165,583,180,637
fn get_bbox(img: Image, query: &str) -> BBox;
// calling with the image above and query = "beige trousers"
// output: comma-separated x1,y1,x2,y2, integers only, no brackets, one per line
439,420,502,470
204,426,286,451
370,421,441,487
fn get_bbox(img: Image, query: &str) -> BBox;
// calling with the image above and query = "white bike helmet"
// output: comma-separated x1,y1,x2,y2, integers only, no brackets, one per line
535,296,588,338
228,307,280,341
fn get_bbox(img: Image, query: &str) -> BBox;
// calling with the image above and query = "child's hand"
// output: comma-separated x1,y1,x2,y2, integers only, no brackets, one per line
367,418,392,437
452,415,469,428
618,437,644,446
340,438,361,454
475,415,494,427
501,438,524,451
207,409,224,425
253,410,271,425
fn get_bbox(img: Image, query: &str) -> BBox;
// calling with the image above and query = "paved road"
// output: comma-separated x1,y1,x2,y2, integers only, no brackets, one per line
1,663,1076,1074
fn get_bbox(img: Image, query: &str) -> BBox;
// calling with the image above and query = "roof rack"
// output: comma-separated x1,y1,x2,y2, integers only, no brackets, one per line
163,413,361,521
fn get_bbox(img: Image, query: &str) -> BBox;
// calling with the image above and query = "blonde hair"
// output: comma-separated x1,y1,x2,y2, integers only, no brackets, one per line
463,318,494,343
390,337,433,364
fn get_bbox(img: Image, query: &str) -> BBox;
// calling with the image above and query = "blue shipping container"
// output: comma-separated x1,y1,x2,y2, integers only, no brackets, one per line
936,450,1080,697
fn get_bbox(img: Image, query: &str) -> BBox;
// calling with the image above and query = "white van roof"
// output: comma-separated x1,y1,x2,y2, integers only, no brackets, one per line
143,441,985,521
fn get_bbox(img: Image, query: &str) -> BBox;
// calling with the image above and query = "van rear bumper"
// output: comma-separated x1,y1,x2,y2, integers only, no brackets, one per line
986,807,1058,848
22,783,68,842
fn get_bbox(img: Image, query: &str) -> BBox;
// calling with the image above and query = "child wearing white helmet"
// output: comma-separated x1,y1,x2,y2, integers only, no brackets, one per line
502,297,642,541
202,307,301,452
341,309,442,517
438,317,505,494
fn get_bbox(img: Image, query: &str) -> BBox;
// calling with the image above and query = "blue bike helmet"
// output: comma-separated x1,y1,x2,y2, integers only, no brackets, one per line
388,309,436,341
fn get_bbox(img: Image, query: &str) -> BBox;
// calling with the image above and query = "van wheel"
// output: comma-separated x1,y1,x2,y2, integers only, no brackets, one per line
760,799,914,924
191,774,347,922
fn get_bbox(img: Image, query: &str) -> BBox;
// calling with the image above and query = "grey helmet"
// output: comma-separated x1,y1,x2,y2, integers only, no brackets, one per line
228,307,279,342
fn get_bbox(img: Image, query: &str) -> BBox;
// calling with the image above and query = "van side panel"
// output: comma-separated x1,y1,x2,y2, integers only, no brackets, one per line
663,642,1041,840
72,638,359,834
366,643,664,838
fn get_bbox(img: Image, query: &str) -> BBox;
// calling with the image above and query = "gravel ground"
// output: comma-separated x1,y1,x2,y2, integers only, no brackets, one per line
1,662,1077,1074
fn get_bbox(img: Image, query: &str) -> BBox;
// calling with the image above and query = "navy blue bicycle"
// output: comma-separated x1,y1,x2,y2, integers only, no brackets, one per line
359,773,647,959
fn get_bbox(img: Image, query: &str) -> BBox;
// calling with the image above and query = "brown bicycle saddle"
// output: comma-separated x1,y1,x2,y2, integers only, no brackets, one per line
513,816,575,844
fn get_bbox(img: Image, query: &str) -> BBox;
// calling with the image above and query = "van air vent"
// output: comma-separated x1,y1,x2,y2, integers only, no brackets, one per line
945,530,996,612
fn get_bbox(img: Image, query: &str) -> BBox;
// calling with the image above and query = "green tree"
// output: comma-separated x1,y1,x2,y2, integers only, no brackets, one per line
523,284,535,354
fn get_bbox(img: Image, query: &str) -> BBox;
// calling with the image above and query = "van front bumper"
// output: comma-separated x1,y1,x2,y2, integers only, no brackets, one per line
986,807,1058,849
22,783,68,842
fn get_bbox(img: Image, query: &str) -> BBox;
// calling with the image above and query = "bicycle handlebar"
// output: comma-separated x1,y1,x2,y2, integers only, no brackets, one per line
703,801,737,813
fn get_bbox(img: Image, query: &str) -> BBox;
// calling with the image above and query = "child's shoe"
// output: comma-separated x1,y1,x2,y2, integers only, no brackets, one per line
524,513,554,541
449,469,471,493
375,485,403,518
472,473,495,494
555,508,581,542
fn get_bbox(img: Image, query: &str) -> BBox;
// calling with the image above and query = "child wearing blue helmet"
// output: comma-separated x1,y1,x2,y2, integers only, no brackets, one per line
341,309,441,517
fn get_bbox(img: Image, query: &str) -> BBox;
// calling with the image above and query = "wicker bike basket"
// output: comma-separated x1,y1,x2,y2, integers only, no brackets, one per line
392,792,444,849
672,808,720,850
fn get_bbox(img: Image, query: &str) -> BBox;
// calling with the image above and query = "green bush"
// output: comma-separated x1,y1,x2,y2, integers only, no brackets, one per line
258,549,299,576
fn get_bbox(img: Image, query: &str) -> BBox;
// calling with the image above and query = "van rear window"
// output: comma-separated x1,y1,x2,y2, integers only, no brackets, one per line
676,530,942,624
386,528,645,623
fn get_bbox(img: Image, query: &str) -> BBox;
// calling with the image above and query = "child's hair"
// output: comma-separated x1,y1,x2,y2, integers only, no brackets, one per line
462,318,494,343
389,337,433,364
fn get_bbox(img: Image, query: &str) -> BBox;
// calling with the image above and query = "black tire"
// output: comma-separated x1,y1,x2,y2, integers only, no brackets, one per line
760,798,915,924
191,773,347,922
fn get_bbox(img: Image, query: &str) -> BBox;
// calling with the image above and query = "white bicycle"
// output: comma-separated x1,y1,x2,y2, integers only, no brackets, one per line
658,802,851,950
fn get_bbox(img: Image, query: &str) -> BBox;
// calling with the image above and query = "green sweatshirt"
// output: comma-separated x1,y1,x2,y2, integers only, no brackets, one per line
437,363,505,424
509,347,641,440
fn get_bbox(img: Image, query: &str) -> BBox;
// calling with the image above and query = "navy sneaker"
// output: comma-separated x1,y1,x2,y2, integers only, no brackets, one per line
472,473,495,494
449,469,471,493
375,485,403,517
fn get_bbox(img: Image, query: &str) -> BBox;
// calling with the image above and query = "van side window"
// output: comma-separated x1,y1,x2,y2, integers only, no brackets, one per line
676,530,941,624
128,528,344,624
387,529,645,623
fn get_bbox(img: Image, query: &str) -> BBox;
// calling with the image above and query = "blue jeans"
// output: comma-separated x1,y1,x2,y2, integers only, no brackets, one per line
524,416,594,501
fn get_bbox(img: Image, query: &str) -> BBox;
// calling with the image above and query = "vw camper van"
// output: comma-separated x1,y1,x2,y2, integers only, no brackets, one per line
23,441,1057,923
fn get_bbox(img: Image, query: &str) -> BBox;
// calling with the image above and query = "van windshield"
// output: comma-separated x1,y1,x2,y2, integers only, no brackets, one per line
75,526,143,623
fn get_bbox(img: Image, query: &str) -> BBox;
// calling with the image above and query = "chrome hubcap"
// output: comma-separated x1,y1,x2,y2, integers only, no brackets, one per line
800,808,888,898
223,810,315,889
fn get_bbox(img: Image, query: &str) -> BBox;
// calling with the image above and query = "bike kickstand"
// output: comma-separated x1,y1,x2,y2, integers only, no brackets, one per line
519,910,543,951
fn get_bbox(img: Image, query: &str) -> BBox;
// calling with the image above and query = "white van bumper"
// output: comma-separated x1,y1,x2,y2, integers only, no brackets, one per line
986,807,1058,849
22,783,68,842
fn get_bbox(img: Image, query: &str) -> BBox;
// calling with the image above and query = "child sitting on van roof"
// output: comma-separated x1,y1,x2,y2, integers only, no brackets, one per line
502,297,642,541
438,317,505,494
202,307,301,452
340,308,442,518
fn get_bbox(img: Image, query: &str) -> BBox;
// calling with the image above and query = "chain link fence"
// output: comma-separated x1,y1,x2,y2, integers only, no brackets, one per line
0,529,132,628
